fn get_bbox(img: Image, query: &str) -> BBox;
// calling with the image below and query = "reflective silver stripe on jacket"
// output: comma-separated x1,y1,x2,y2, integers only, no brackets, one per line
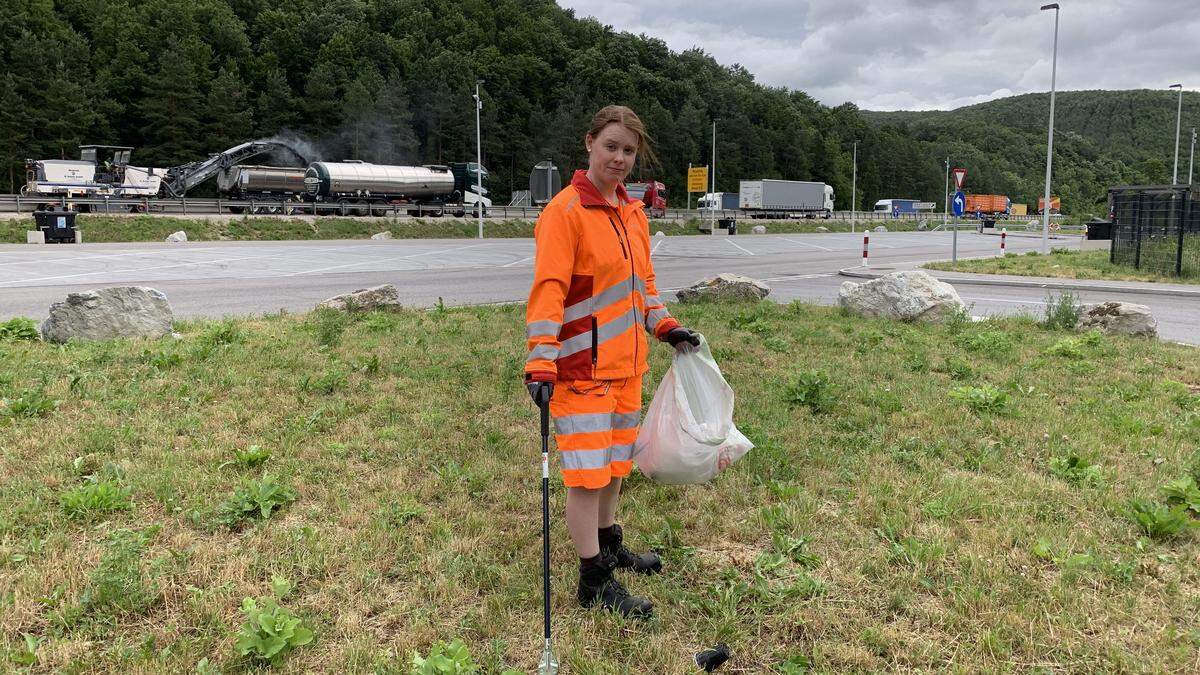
526,319,561,339
645,307,671,333
558,307,639,358
563,275,632,324
525,343,560,363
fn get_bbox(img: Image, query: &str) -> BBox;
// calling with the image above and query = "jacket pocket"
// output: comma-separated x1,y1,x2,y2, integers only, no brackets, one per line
590,316,599,367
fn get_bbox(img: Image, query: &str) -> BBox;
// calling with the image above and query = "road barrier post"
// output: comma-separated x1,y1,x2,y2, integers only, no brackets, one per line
863,231,870,268
1000,228,1007,256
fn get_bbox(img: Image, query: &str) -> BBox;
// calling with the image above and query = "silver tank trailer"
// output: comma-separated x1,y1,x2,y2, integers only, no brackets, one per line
304,162,456,201
217,166,307,197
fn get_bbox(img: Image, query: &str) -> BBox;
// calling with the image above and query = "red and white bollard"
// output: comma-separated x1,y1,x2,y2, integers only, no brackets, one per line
862,231,870,267
1000,228,1007,256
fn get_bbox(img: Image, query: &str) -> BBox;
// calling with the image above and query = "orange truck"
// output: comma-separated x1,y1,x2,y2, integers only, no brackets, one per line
965,194,1010,215
1038,196,1061,214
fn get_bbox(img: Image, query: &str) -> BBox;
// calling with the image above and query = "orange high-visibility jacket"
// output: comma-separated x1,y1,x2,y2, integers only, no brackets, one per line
525,170,680,383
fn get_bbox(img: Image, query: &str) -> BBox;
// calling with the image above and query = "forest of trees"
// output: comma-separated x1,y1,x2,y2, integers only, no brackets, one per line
2,0,1196,214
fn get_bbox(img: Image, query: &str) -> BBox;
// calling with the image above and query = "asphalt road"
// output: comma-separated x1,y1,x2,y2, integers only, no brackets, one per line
2,231,1195,344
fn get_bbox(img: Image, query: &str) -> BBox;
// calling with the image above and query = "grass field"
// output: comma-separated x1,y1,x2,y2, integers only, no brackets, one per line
1,215,926,244
924,248,1200,285
2,301,1199,672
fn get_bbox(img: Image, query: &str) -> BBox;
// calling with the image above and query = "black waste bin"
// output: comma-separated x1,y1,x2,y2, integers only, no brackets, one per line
719,218,737,234
34,208,78,243
1085,219,1112,240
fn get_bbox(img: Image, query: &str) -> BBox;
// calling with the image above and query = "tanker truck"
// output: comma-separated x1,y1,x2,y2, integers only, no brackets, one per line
303,161,491,216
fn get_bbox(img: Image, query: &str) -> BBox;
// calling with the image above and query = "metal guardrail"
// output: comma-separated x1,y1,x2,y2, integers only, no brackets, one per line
0,194,1068,224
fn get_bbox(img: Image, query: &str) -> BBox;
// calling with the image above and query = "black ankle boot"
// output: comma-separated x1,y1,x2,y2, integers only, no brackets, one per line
577,553,653,618
599,524,662,575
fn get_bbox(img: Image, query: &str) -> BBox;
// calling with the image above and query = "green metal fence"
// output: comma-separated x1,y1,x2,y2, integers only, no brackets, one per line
1109,185,1199,277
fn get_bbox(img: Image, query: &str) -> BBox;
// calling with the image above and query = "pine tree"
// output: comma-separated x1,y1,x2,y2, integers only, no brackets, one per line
255,67,300,135
204,66,254,151
138,38,207,166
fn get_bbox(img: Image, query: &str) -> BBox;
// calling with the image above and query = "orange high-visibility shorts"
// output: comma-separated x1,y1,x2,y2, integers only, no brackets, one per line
550,376,642,489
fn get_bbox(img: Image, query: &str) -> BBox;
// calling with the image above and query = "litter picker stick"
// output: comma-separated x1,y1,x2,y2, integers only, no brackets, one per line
538,394,559,674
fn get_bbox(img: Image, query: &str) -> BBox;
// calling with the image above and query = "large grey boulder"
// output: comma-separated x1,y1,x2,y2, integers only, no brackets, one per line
41,287,174,343
370,231,393,240
317,284,401,312
676,273,770,303
874,225,888,233
166,230,188,243
816,226,829,232
1076,301,1157,337
752,225,767,234
838,270,965,323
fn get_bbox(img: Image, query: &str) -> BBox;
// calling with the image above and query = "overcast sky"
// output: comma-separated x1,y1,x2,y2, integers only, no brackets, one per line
558,0,1199,110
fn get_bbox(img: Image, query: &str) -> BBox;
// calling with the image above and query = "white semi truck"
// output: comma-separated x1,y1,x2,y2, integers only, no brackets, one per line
739,179,833,219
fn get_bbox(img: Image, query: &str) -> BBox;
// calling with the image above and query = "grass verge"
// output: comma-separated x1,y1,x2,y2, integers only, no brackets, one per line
924,248,1200,284
1,215,930,244
2,301,1198,671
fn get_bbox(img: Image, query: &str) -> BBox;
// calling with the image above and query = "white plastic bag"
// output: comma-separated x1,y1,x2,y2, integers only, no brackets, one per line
633,335,753,484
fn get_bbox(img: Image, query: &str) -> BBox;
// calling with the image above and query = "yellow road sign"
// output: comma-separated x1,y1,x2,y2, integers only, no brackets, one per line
687,166,709,192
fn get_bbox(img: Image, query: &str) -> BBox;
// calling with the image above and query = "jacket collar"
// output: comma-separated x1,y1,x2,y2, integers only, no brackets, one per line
571,170,635,209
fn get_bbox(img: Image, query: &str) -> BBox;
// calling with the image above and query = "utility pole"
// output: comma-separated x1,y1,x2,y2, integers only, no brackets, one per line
474,80,484,239
687,162,692,211
1040,3,1060,255
1170,84,1183,184
851,140,858,234
711,120,717,235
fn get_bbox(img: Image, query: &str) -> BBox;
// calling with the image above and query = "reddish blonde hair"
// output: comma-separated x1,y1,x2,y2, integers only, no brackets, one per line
586,105,659,169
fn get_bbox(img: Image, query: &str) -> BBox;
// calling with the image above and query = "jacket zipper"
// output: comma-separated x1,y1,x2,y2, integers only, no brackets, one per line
612,208,638,371
607,217,628,259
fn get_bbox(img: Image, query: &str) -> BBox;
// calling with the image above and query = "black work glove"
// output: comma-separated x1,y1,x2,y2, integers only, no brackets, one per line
665,327,701,352
527,380,553,406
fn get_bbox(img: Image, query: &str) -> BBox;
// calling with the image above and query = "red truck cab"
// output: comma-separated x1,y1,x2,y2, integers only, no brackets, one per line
624,181,667,218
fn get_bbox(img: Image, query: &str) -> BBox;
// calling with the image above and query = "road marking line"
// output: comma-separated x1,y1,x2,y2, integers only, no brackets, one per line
0,244,372,287
283,243,491,277
779,237,833,252
502,256,533,268
959,296,1050,306
758,273,834,282
651,239,665,255
725,239,755,256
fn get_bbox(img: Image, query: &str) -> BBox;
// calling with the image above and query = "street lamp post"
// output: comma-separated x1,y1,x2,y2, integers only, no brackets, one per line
851,140,858,234
944,158,956,264
474,79,484,239
1040,3,1060,255
1170,84,1183,184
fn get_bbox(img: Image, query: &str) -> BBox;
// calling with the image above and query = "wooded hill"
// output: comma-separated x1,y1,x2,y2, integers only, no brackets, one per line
3,0,1195,214
863,89,1200,214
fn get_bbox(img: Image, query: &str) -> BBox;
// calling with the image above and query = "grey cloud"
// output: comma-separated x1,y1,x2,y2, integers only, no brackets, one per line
560,0,1200,110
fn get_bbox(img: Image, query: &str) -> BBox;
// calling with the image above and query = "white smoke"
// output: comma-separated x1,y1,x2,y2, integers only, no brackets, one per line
261,130,323,165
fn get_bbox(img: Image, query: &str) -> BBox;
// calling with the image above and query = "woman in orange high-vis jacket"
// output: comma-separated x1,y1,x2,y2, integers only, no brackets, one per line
524,105,700,618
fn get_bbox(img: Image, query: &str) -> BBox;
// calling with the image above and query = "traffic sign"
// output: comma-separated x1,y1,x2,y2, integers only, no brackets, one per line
952,191,966,217
952,168,967,190
687,166,709,192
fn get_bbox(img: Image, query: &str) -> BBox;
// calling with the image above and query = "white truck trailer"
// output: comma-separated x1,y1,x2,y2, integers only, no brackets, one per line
739,179,833,219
